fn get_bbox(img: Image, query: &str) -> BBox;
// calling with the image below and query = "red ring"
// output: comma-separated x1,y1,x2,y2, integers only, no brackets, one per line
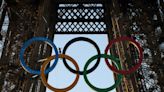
105,36,143,75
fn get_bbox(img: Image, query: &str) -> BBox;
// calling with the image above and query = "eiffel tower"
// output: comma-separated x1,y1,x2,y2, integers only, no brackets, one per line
0,0,163,92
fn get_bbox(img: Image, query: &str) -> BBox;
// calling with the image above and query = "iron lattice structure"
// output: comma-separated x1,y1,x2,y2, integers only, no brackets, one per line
55,4,107,34
0,0,163,92
51,0,112,34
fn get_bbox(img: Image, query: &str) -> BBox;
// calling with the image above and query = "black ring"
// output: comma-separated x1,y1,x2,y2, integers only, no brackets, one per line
62,37,101,75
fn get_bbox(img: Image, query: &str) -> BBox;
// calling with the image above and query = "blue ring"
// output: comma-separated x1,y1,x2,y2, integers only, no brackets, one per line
19,37,59,75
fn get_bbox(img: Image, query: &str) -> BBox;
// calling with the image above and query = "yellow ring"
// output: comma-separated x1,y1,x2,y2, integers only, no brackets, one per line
40,54,80,92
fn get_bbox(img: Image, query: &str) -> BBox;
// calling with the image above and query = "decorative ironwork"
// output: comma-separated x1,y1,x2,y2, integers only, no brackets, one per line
55,22,106,34
55,4,107,34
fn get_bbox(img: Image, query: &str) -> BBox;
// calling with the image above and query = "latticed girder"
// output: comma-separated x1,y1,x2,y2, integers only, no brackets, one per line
116,0,164,91
54,3,110,34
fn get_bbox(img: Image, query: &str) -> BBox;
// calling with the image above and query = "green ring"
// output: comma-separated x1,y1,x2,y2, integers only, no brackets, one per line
83,54,123,92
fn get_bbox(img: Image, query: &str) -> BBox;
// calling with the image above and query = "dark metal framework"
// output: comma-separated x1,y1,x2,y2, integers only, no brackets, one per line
120,0,163,91
54,3,109,34
129,43,161,92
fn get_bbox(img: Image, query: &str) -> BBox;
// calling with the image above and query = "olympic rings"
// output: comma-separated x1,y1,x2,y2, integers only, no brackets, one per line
40,54,80,92
105,36,143,75
83,54,123,92
19,36,143,91
62,37,101,75
19,37,59,75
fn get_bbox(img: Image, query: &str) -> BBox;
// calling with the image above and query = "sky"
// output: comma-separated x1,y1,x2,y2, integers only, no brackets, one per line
46,34,116,92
